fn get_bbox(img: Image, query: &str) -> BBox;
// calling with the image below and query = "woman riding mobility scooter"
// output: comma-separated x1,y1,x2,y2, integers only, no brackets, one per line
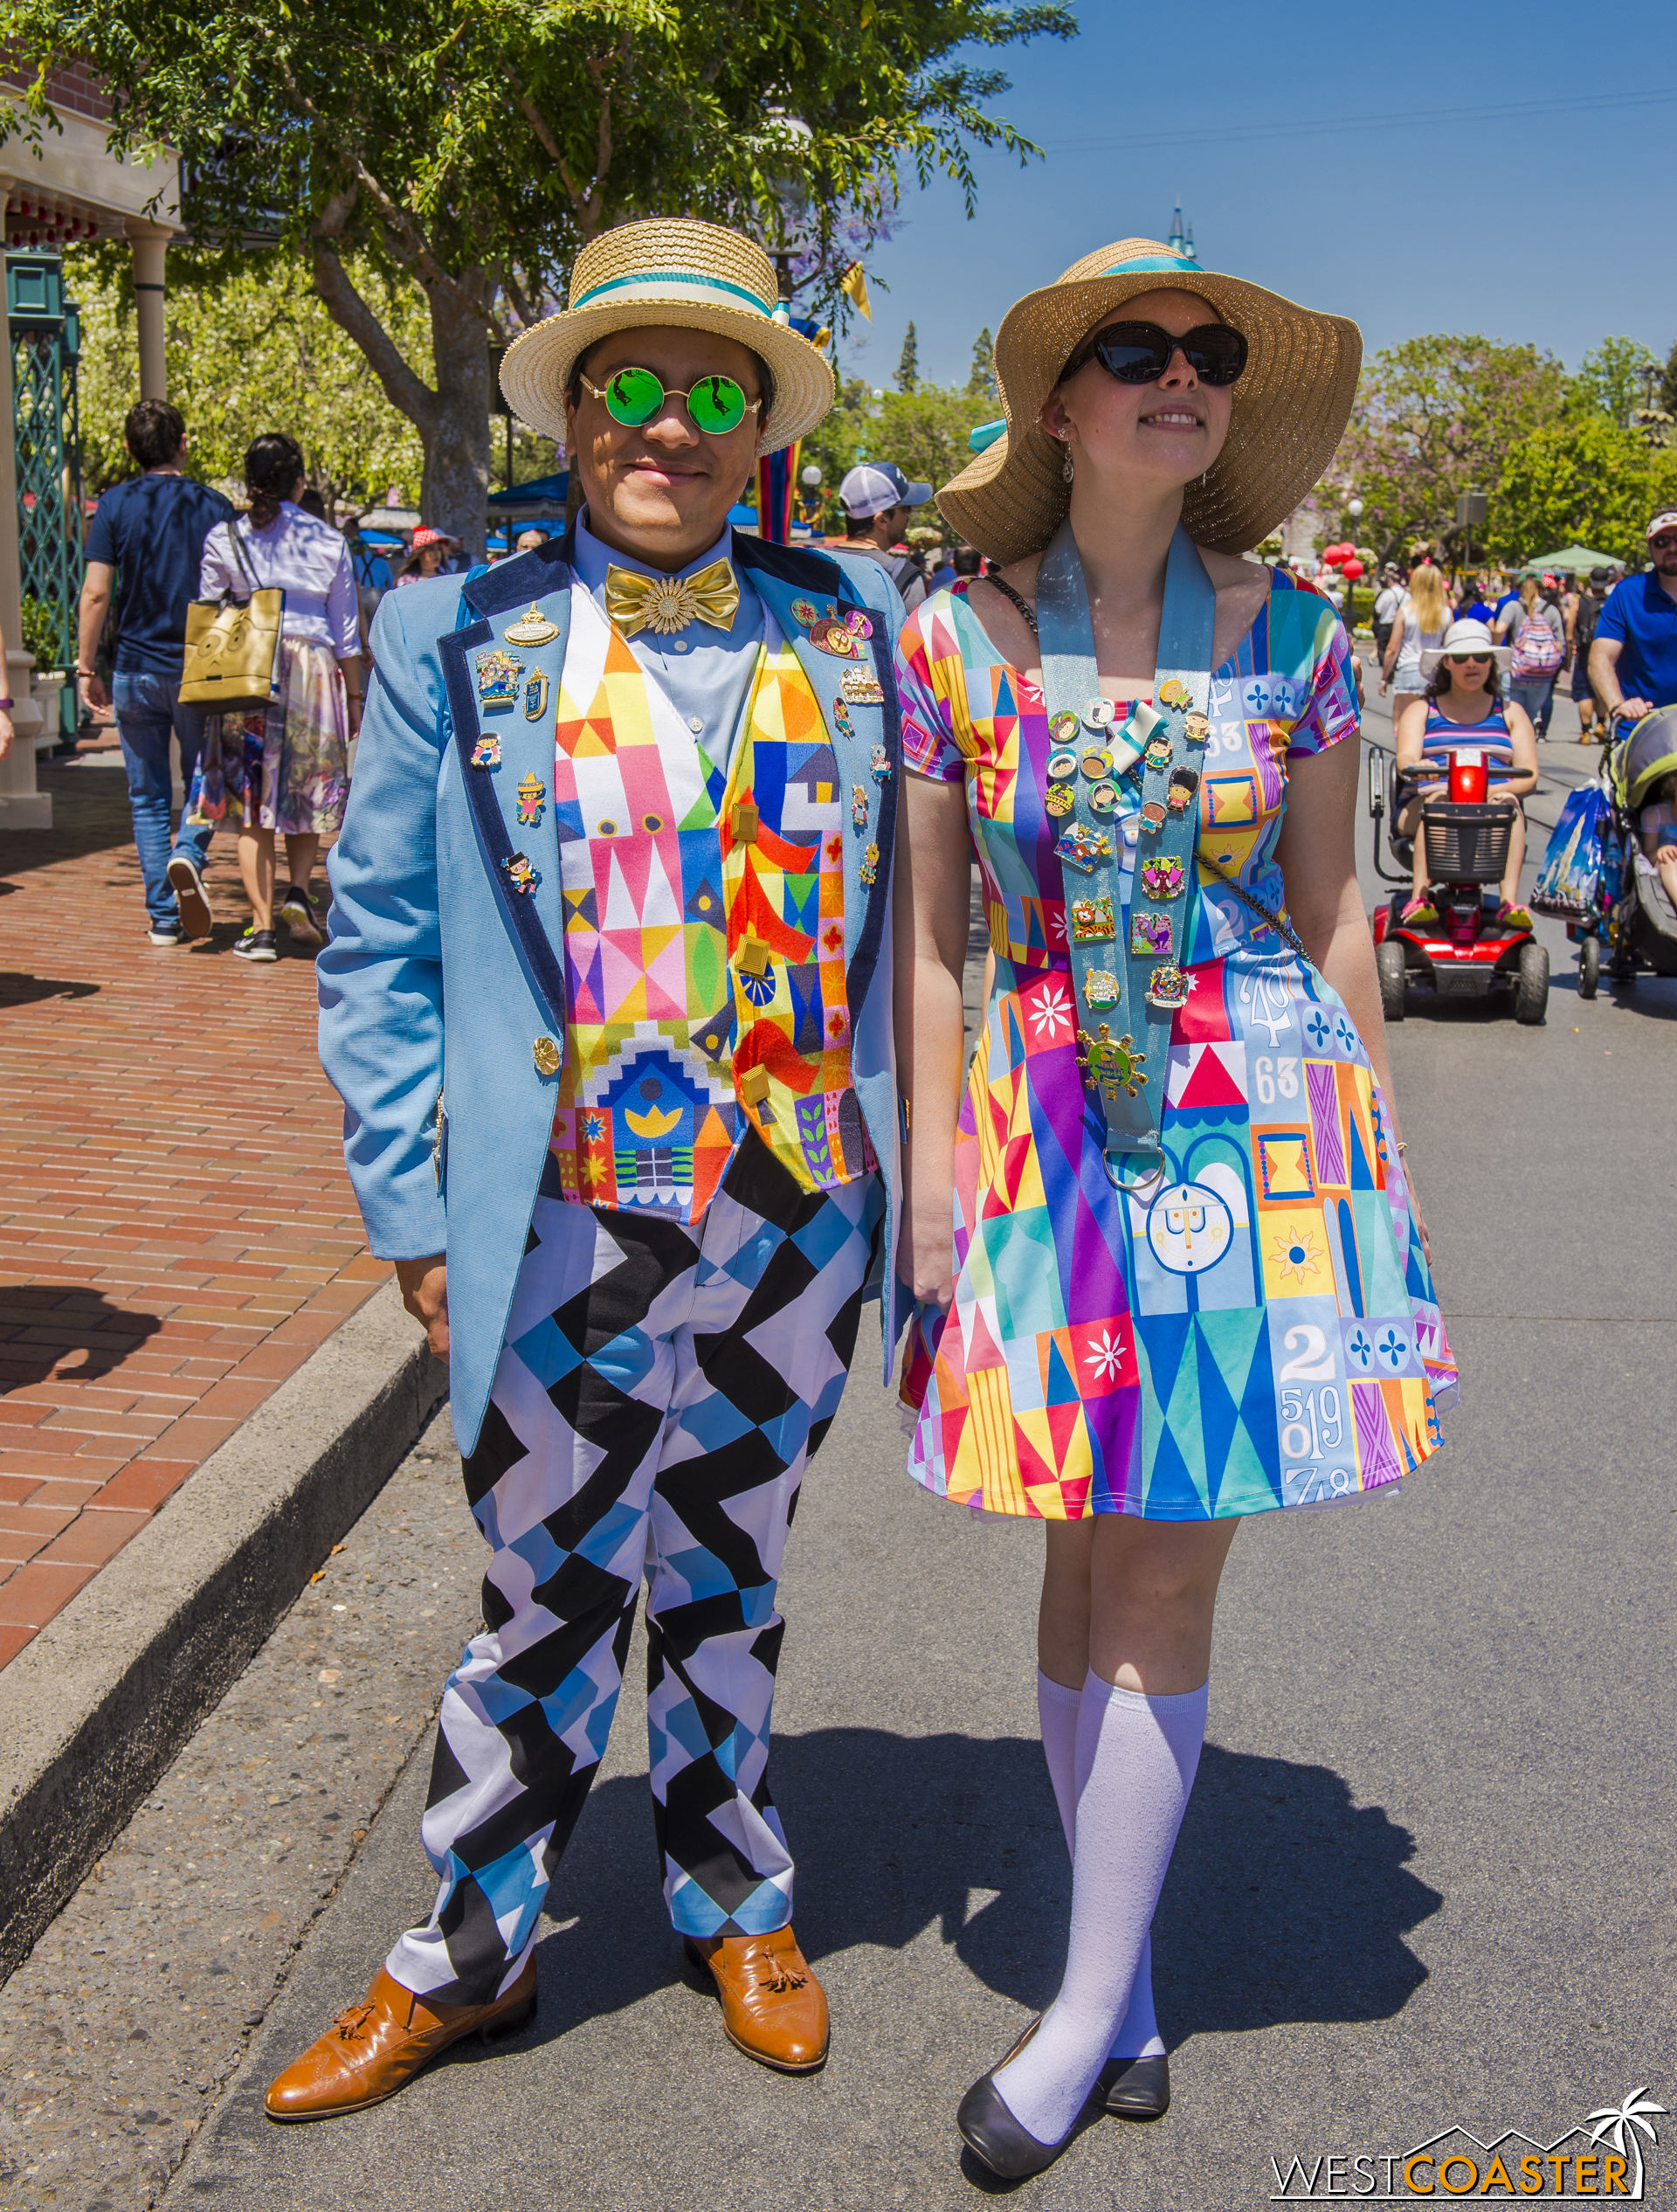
1367,618,1549,1022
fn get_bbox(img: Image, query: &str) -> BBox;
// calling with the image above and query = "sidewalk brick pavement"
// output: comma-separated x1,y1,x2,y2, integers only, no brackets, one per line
0,762,390,1671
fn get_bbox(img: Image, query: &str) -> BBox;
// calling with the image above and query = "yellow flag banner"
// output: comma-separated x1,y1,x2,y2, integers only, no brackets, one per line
840,262,872,322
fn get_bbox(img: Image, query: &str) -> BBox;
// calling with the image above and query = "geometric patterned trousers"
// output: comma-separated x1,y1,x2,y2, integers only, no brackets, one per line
386,1136,884,2007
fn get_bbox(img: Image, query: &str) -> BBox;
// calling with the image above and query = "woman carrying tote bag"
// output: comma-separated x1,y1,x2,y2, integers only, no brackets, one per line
195,434,362,960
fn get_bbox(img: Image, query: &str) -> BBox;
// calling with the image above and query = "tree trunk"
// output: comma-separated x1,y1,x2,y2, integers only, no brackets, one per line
422,282,493,559
311,245,493,558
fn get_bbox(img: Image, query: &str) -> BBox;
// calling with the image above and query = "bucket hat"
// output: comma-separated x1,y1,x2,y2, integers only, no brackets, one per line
393,523,462,577
936,238,1362,565
1419,618,1511,679
500,218,834,459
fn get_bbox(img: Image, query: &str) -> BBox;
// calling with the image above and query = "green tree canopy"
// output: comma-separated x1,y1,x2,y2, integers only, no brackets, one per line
969,325,997,401
1324,333,1566,563
799,372,997,531
5,0,1073,551
896,321,921,392
1487,417,1677,569
1570,336,1660,429
71,252,431,506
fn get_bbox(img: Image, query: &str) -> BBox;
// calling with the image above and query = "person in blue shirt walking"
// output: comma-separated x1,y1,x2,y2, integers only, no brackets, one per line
75,400,235,946
1591,512,1677,722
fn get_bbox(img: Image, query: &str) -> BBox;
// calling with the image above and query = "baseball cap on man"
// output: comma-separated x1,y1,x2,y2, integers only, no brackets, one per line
839,461,934,518
1647,510,1677,539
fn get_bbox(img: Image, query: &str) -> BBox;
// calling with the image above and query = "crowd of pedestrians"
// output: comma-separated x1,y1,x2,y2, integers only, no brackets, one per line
69,388,1665,968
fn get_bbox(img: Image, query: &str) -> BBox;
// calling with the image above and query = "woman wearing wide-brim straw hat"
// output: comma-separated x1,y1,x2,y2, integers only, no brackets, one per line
892,239,1456,2179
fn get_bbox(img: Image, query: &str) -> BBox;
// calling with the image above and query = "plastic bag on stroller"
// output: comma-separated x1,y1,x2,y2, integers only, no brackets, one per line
1533,781,1609,918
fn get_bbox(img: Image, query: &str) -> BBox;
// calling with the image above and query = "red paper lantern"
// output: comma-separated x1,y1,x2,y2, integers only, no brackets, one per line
1341,559,1364,581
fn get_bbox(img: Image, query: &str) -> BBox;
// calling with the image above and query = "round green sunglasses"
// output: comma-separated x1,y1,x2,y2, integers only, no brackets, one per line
578,365,762,436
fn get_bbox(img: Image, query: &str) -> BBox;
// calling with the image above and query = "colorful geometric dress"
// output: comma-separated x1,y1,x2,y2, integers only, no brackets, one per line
898,573,1457,1521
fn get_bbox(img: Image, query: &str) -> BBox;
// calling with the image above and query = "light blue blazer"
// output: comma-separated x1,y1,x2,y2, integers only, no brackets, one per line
318,529,908,1455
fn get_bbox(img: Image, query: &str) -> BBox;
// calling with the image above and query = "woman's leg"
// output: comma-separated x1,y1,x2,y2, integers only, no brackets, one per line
237,826,276,931
1499,803,1527,909
997,1517,1239,2142
282,832,321,896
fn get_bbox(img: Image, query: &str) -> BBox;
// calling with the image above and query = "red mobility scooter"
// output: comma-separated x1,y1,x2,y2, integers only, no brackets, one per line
1367,744,1549,1023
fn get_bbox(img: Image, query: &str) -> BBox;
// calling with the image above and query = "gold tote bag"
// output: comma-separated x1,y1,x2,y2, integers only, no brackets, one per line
178,519,285,715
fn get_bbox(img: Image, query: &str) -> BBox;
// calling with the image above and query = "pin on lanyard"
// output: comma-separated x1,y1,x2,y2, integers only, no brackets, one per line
1036,519,1217,1192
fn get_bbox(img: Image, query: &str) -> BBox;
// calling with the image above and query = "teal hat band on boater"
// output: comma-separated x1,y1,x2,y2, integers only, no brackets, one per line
1101,254,1204,275
569,269,774,316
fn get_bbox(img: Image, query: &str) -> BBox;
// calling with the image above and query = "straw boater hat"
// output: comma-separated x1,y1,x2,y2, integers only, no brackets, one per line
938,238,1362,566
500,218,834,458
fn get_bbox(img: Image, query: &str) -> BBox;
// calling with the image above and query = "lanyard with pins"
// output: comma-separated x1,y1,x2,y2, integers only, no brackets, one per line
1035,517,1217,1192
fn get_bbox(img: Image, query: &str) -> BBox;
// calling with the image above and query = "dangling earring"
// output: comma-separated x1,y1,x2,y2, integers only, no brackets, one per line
1062,440,1075,486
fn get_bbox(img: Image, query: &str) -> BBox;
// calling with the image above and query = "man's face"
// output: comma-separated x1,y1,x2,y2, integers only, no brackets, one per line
1648,529,1677,580
565,324,768,570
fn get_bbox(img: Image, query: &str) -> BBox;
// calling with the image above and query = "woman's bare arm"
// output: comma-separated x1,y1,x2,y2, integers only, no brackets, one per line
893,771,975,1310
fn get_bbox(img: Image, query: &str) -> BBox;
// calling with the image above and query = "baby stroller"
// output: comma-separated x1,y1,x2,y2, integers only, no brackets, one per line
1535,706,1677,996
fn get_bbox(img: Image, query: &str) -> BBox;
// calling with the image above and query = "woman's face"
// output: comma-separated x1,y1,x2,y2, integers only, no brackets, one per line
1443,652,1491,695
1039,288,1235,497
418,543,445,574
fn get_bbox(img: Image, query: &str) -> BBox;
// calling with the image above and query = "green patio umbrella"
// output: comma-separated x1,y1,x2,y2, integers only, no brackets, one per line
1517,545,1619,576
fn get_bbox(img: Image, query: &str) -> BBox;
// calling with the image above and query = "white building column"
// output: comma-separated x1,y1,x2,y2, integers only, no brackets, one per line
123,216,171,400
0,176,50,828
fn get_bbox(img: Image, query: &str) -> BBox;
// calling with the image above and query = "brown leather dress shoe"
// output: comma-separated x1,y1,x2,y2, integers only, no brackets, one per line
684,1925,830,2073
264,1960,536,2122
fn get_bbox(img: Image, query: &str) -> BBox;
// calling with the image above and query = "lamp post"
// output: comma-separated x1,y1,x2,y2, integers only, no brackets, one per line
799,461,823,533
1454,488,1488,590
1632,360,1672,450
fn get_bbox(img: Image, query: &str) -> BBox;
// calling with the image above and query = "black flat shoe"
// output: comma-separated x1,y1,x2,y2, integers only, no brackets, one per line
957,2070,1078,2180
957,2018,1081,2181
1101,2050,1170,2119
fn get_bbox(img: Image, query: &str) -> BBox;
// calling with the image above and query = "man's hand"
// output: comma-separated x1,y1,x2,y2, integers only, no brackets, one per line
395,1255,449,1359
1620,695,1653,722
76,669,109,713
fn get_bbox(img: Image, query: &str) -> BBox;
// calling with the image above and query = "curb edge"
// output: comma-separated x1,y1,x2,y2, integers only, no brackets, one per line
0,1277,447,1982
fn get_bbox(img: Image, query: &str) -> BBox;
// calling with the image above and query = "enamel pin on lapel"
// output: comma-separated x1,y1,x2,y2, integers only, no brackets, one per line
870,743,892,780
476,647,523,712
841,667,885,705
503,853,538,894
522,670,549,721
470,733,501,769
504,603,560,646
516,773,546,827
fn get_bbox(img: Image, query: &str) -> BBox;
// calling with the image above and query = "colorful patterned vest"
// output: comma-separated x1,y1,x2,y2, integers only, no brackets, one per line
532,587,873,1221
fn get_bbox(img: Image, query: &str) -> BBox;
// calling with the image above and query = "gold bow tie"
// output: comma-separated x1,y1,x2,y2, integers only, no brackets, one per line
604,558,740,639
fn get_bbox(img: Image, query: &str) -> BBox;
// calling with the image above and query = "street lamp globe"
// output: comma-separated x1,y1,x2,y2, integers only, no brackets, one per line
1348,498,1364,519
800,465,823,487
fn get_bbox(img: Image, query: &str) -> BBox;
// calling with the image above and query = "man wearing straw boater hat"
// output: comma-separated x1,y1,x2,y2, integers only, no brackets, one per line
274,218,910,2119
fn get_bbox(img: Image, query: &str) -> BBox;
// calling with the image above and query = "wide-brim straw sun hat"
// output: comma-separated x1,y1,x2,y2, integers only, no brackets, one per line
500,218,834,459
937,238,1362,565
1420,618,1512,678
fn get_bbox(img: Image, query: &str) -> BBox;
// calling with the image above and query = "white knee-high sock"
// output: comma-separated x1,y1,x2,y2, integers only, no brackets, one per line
1035,1670,1165,2063
1001,1671,1207,2142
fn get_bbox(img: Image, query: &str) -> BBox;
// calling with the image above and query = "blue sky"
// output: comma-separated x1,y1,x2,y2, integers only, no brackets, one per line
832,0,1675,395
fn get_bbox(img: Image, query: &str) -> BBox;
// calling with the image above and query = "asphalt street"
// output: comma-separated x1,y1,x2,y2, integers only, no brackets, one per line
145,676,1675,2210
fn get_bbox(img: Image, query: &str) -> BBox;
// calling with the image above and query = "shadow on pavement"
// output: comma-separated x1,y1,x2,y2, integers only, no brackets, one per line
481,1727,1439,2065
0,970,100,1006
0,1284,162,1390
